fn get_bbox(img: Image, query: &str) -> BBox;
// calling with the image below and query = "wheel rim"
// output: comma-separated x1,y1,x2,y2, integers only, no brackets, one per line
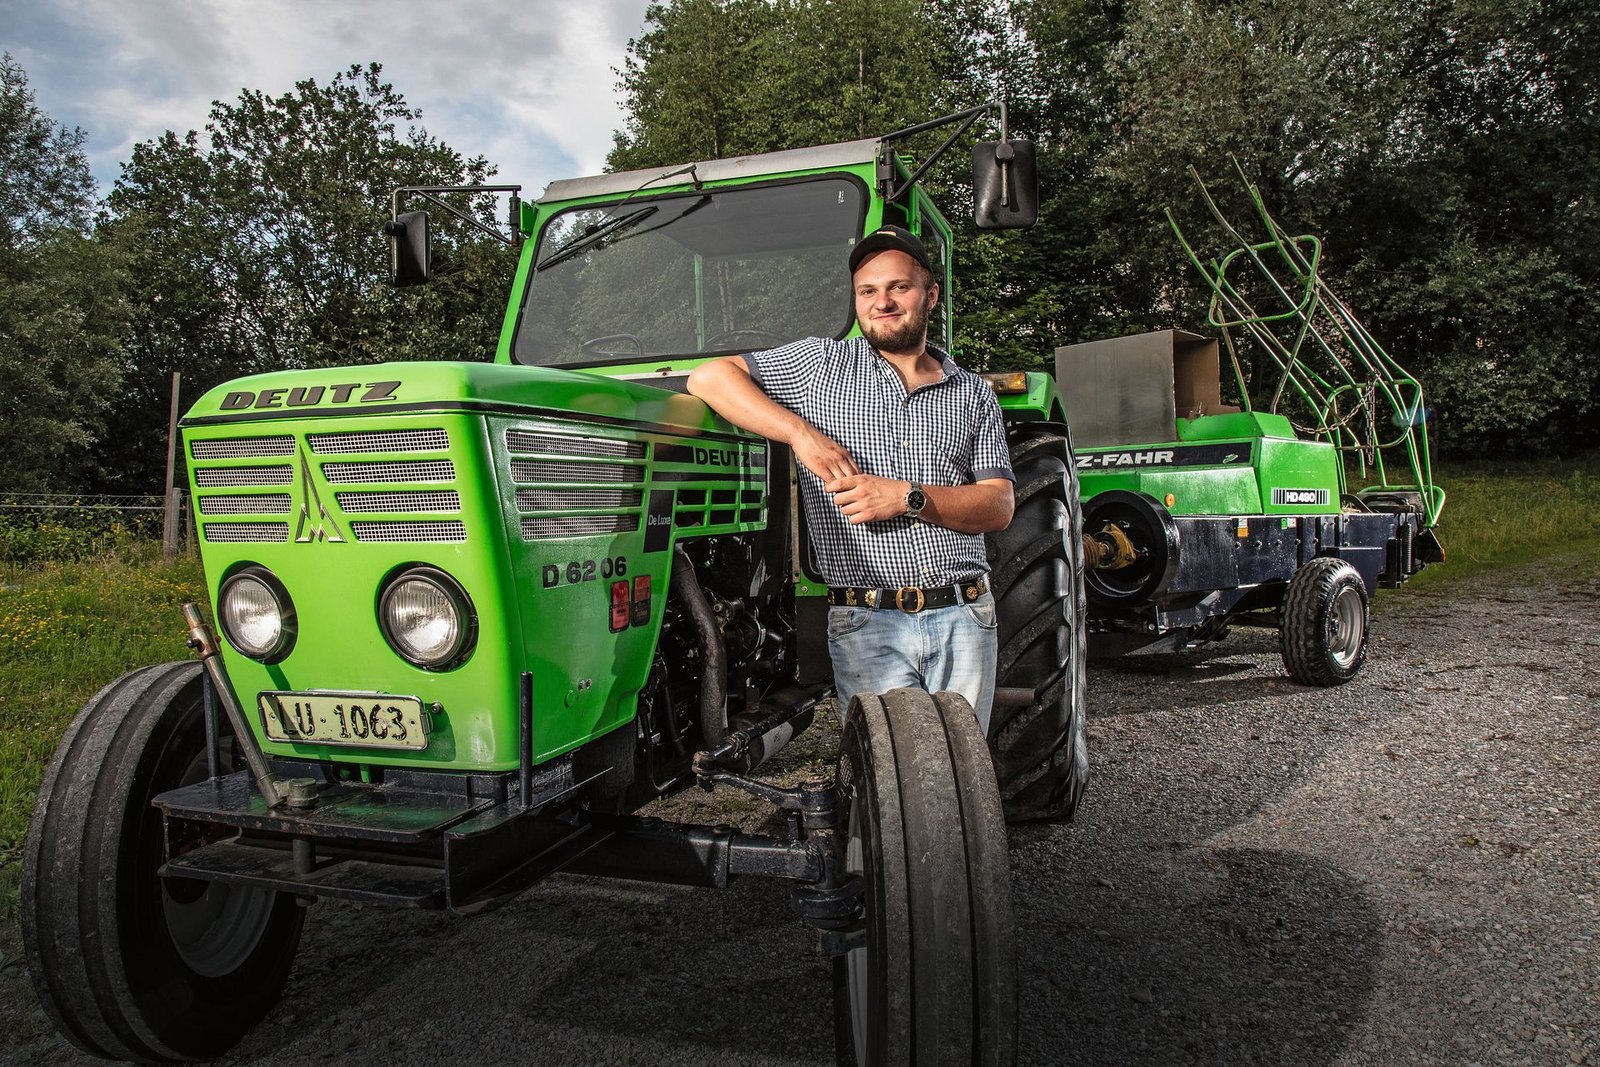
843,795,870,1064
162,746,278,978
1328,585,1365,668
164,879,278,977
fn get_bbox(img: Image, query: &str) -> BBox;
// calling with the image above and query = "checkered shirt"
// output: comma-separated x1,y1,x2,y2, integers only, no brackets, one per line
742,336,1014,588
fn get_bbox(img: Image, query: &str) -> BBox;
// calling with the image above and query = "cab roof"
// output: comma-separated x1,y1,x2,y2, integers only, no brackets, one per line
537,138,882,204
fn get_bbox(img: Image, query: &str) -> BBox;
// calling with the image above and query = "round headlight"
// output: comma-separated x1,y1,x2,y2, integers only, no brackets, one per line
379,567,475,669
218,567,295,663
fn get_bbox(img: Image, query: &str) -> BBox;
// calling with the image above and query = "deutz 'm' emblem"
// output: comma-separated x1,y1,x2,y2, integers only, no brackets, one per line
294,448,345,543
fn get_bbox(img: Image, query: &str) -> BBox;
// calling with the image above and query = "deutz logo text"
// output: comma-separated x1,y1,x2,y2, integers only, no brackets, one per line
218,381,401,410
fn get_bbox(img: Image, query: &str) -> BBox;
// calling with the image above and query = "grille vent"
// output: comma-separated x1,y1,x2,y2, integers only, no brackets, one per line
336,490,461,514
191,437,294,459
516,488,642,511
203,522,289,543
521,515,637,539
195,467,293,487
350,521,467,543
510,460,642,484
310,428,449,454
322,460,455,484
198,495,292,515
505,430,645,459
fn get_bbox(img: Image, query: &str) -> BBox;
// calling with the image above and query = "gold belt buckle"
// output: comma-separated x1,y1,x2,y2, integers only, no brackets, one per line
894,586,925,613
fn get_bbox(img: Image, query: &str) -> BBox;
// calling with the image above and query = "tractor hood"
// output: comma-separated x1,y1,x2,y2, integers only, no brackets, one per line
182,360,726,436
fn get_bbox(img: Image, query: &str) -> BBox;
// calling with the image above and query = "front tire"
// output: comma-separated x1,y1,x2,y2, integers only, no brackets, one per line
23,662,305,1062
1280,557,1370,685
985,425,1090,822
832,689,1016,1067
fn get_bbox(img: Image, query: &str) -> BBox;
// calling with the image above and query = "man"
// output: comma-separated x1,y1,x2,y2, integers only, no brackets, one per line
686,224,1014,731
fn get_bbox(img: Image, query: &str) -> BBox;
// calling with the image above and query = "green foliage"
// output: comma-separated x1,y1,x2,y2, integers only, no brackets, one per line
609,0,968,170
0,56,129,493
99,63,518,492
0,53,96,247
0,501,160,566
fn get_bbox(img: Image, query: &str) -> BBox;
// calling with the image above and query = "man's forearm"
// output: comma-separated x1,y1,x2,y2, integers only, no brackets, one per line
686,358,809,444
826,474,1014,532
921,480,1014,535
687,357,859,481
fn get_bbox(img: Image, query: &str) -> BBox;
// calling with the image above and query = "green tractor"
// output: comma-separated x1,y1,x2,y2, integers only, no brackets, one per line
22,106,1085,1065
1068,164,1445,684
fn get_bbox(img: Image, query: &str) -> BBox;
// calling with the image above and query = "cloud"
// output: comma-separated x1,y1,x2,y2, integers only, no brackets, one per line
4,0,653,193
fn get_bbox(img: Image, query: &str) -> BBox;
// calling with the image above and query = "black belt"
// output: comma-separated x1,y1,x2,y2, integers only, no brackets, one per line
825,576,988,613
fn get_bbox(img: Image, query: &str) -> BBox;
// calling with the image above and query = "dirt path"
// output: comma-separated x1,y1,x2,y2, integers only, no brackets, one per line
3,562,1595,1065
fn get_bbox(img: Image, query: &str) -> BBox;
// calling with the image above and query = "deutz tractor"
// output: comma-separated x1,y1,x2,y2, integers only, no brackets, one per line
1066,163,1445,685
22,105,1087,1065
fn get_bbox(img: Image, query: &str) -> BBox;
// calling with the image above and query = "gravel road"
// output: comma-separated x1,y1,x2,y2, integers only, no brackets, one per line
3,559,1596,1066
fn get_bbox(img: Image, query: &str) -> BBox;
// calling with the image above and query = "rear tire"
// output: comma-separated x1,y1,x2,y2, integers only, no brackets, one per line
23,662,304,1062
985,425,1089,822
832,689,1016,1067
1280,558,1370,685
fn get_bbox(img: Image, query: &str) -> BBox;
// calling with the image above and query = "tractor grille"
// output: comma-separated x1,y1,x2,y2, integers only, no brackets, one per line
198,494,292,515
510,460,643,483
522,516,637,539
190,437,295,459
350,521,467,543
504,423,645,541
516,488,642,511
203,522,290,542
195,467,294,487
190,423,467,546
321,460,456,484
505,430,645,459
336,490,461,513
310,429,450,454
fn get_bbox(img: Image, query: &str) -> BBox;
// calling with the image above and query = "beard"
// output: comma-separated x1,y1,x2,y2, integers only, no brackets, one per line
861,297,932,354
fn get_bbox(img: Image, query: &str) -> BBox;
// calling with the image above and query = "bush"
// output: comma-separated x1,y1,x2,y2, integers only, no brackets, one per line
0,499,168,566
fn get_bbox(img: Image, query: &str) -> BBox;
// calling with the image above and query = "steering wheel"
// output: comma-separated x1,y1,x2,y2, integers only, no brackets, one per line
580,333,644,356
703,329,788,351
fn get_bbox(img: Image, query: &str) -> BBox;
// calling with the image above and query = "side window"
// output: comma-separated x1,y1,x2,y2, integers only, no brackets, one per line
919,222,952,351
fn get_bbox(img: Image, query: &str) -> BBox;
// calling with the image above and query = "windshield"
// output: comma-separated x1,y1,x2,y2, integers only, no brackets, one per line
513,177,865,367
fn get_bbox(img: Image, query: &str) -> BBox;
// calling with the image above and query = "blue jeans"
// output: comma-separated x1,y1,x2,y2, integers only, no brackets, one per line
827,589,999,734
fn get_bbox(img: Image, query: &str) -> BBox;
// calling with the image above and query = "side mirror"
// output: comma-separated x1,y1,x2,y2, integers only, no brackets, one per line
386,210,431,286
972,140,1039,230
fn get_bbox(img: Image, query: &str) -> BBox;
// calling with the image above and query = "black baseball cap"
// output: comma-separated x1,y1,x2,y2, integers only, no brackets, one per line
848,224,933,275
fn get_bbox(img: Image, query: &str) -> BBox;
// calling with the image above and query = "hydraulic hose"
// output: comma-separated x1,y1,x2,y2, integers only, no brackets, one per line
670,546,728,745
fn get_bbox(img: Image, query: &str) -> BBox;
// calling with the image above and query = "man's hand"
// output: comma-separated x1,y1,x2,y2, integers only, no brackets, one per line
826,474,910,524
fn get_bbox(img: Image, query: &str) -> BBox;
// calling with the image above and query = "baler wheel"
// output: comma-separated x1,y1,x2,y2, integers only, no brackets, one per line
1280,557,1370,685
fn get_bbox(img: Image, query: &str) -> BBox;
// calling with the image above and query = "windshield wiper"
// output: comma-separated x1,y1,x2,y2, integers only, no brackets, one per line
535,206,658,272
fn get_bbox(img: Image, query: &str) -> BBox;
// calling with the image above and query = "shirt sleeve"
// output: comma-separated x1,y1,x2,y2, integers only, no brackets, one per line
969,383,1015,483
740,338,826,410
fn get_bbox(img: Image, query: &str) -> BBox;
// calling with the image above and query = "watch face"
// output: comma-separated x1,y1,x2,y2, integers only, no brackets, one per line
907,487,927,511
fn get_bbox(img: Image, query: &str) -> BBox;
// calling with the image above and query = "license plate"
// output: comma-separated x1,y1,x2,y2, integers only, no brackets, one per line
258,691,430,750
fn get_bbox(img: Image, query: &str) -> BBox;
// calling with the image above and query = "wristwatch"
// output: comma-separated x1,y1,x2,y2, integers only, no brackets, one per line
903,483,927,520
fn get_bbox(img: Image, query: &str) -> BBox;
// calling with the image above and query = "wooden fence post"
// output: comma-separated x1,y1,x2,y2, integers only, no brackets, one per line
162,372,182,561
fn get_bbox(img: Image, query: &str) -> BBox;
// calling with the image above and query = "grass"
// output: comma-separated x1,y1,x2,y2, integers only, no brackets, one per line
1408,453,1600,584
0,543,208,915
1,452,1596,915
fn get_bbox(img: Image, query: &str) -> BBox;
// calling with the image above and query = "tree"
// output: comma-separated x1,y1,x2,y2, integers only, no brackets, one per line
0,55,127,493
608,0,966,171
100,63,516,492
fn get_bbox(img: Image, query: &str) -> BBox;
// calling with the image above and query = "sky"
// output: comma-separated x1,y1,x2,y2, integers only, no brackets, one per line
4,0,654,197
